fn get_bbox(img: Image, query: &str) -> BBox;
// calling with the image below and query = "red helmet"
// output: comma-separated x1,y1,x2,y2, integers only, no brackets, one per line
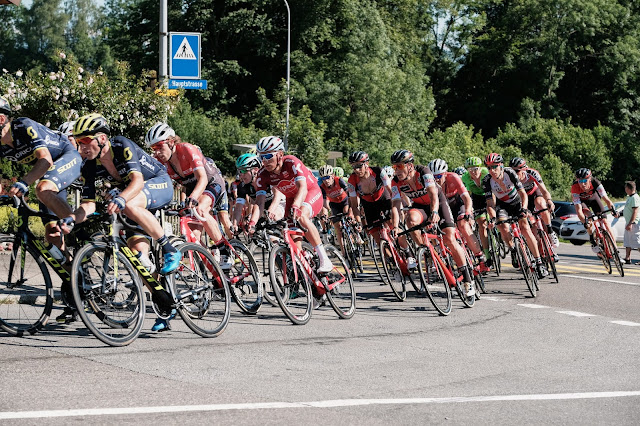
485,153,503,166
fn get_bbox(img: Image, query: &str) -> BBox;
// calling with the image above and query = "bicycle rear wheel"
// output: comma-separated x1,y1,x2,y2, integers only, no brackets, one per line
173,242,231,337
487,229,501,276
417,247,451,315
71,242,145,347
379,240,406,301
596,235,612,274
227,239,262,314
268,245,313,325
249,241,278,307
0,236,53,336
515,238,537,297
539,231,559,283
368,234,384,282
603,230,623,277
323,245,356,319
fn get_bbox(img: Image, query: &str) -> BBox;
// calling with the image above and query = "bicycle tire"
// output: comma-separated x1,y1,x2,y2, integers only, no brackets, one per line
0,235,53,336
596,234,612,274
487,229,501,276
539,231,559,284
448,253,475,308
173,242,231,337
323,245,356,319
417,246,451,315
379,240,406,301
249,241,278,307
515,238,537,297
71,242,145,347
227,239,262,314
368,234,385,282
603,230,624,277
344,232,359,278
268,245,313,325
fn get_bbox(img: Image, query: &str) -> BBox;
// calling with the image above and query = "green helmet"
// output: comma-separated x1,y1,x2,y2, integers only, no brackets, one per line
334,166,345,178
236,153,261,170
465,156,483,168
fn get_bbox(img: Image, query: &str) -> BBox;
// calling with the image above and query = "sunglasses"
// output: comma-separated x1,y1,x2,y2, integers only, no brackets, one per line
238,168,252,174
578,178,589,183
259,153,276,161
488,165,501,170
151,141,167,151
352,163,366,170
392,163,406,170
320,175,332,181
468,167,480,172
76,135,99,145
433,173,444,179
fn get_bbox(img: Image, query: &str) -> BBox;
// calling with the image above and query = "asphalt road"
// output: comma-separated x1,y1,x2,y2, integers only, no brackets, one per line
0,242,639,425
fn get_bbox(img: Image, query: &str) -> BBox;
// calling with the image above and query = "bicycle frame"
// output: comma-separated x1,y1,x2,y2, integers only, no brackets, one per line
378,224,411,276
420,228,460,287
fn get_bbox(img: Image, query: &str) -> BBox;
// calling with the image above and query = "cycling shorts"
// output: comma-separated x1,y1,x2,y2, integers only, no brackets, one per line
495,198,522,221
581,199,606,216
362,198,391,227
285,187,323,219
210,185,229,214
527,193,545,212
41,150,82,192
448,198,469,222
329,199,349,223
411,202,456,229
141,173,174,210
471,193,487,217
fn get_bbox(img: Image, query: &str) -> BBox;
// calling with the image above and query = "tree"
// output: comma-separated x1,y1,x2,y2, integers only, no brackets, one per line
19,0,70,72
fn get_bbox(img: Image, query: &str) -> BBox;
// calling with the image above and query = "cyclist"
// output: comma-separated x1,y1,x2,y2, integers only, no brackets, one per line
57,121,77,147
570,168,618,253
229,173,240,218
254,136,333,273
453,166,466,176
461,157,492,265
146,122,231,260
509,157,559,247
429,158,489,273
232,152,285,233
318,164,351,257
346,151,396,247
333,166,345,179
0,96,83,322
390,150,475,296
482,153,548,278
64,114,180,331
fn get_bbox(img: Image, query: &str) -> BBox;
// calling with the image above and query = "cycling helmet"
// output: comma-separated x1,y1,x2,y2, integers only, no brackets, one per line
256,136,284,154
575,168,592,179
428,158,448,175
73,113,110,137
333,166,345,178
235,153,262,170
509,157,527,170
348,151,369,164
465,157,483,168
453,166,466,176
0,96,11,116
58,121,76,136
390,149,414,164
382,165,394,178
318,165,334,177
484,153,503,166
145,122,175,148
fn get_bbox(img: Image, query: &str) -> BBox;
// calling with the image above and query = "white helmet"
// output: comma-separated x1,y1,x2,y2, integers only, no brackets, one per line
144,122,175,147
256,136,284,154
58,121,76,136
428,158,448,175
318,165,334,177
382,165,394,178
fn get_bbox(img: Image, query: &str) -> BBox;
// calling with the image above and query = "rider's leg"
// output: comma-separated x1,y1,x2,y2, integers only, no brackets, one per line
299,203,334,273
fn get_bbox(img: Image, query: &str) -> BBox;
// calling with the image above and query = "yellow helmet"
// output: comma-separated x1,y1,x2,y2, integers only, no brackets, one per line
73,113,110,137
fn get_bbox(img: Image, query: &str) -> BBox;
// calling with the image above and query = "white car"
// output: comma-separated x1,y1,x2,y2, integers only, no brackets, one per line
559,202,625,245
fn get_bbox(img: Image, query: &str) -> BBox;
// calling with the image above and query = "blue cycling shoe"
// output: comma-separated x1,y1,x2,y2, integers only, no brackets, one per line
151,310,176,332
160,251,182,275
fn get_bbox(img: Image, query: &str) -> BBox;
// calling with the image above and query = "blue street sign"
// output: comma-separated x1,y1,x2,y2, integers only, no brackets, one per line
168,79,208,90
169,32,201,79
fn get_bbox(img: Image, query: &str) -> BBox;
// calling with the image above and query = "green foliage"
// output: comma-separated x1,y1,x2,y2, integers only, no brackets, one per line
287,105,327,169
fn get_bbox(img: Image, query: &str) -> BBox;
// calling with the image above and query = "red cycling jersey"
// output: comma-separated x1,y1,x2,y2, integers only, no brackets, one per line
439,172,468,202
391,165,436,205
347,167,390,202
518,168,544,196
570,177,606,205
159,142,219,188
321,177,349,203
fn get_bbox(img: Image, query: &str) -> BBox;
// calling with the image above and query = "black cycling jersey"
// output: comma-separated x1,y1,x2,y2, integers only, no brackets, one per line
2,117,74,164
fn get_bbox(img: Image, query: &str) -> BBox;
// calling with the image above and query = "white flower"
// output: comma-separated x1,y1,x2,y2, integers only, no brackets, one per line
59,52,66,59
87,77,93,85
78,75,82,80
14,104,21,111
49,73,57,81
15,70,23,77
97,70,103,76
81,94,86,99
134,111,140,117
119,114,123,120
78,67,84,73
2,69,7,73
150,104,156,110
60,72,65,79
45,122,50,127
62,89,68,96
54,94,60,100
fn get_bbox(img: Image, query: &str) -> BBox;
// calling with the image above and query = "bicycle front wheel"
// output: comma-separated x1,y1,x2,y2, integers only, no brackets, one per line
0,236,53,336
417,247,451,316
249,241,278,307
379,240,406,301
173,242,231,337
228,240,262,314
71,242,145,347
323,245,356,319
515,238,537,297
539,231,559,283
268,245,313,325
603,231,624,277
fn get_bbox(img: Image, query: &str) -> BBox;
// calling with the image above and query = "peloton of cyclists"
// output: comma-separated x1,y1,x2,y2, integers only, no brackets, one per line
318,164,352,257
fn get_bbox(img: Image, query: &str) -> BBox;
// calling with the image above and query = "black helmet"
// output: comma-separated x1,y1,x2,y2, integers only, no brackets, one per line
0,96,11,116
509,157,527,170
575,168,592,179
390,149,414,164
349,151,369,163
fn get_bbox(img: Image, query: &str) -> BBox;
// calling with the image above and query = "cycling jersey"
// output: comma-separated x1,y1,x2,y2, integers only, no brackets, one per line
391,165,436,205
518,168,544,196
461,168,489,196
160,143,223,189
482,167,523,204
236,180,274,206
570,177,607,205
2,117,74,164
347,167,390,202
321,177,349,203
439,172,468,203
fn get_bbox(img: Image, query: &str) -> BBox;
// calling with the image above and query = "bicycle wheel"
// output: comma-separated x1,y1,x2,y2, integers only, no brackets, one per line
417,247,451,315
379,240,406,301
227,240,262,314
71,242,145,347
448,253,475,308
514,238,537,297
603,230,624,277
323,245,356,319
343,232,359,278
368,234,384,282
539,231,559,284
487,229,501,276
173,242,230,337
497,231,508,259
268,245,313,325
249,241,278,307
596,234,612,274
0,236,53,336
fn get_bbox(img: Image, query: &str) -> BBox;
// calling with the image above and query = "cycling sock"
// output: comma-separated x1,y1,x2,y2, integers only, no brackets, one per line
483,248,490,258
589,234,596,246
475,252,486,262
546,224,554,234
459,265,472,282
315,244,330,262
157,235,177,254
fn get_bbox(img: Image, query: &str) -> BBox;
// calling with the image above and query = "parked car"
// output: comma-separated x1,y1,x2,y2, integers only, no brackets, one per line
559,202,625,245
551,201,578,234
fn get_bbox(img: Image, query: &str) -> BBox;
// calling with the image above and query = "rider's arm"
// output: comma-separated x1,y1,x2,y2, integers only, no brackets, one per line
391,198,402,229
292,178,308,210
537,180,554,209
22,149,53,184
118,171,144,204
428,184,439,214
518,188,528,211
462,191,473,216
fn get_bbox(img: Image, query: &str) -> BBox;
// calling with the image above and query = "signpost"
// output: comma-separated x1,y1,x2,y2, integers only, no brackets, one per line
169,32,207,90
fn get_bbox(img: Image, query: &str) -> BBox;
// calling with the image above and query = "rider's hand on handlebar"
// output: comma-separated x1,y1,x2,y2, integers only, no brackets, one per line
107,196,126,214
247,220,256,235
291,206,302,221
9,180,29,197
517,208,529,219
429,211,440,224
185,197,199,208
58,216,75,235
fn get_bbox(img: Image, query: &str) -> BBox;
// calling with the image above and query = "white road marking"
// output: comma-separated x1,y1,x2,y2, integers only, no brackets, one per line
2,391,640,419
480,296,505,301
610,321,640,327
518,303,549,309
556,310,597,317
560,274,640,286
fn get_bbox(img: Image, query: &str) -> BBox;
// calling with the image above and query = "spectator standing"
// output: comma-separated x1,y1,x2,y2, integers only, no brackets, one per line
623,181,640,264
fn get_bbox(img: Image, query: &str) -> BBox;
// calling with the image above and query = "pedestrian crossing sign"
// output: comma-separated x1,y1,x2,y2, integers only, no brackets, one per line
169,32,201,79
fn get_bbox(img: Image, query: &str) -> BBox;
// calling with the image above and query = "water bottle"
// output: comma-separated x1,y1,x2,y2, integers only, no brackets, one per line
46,244,66,265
